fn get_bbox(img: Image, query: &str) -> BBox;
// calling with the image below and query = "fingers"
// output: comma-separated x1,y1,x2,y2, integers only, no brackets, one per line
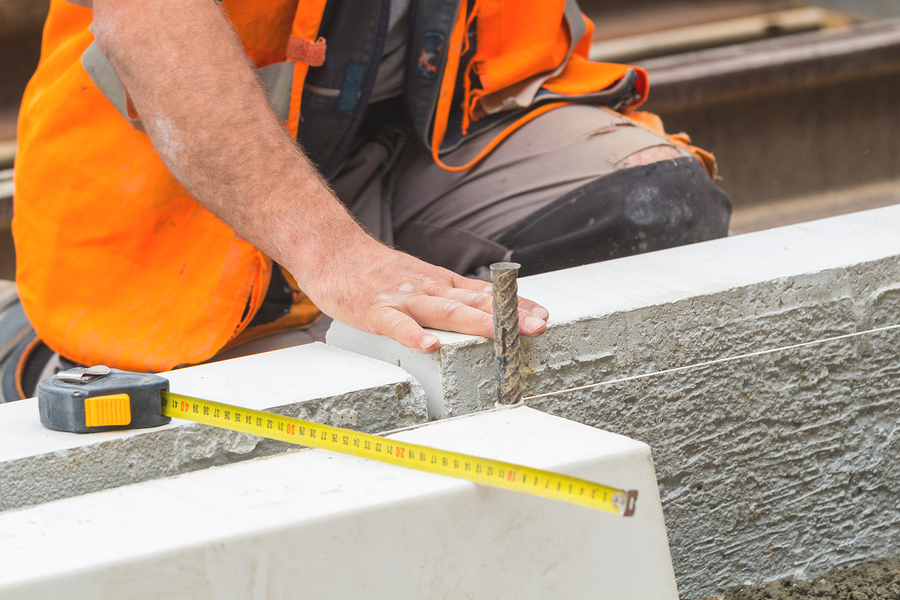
362,266,549,351
442,287,493,313
449,272,492,293
442,275,549,336
421,286,547,336
446,273,550,323
518,297,549,321
408,295,494,338
369,306,441,353
519,313,547,336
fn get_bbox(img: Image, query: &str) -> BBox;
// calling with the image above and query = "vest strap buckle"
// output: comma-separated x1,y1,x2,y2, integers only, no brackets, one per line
286,36,327,67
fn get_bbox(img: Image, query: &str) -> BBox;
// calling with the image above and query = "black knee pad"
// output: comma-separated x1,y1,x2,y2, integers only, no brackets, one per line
501,157,732,276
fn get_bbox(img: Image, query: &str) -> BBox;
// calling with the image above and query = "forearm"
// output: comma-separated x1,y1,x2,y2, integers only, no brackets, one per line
91,0,360,285
87,0,548,350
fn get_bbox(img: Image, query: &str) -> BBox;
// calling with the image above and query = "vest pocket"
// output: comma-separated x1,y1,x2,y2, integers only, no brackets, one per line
296,86,353,173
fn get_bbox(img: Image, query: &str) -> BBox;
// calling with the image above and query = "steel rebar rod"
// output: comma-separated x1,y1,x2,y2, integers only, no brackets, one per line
490,262,523,406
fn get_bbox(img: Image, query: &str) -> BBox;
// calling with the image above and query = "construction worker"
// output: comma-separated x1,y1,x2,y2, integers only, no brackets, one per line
0,0,732,401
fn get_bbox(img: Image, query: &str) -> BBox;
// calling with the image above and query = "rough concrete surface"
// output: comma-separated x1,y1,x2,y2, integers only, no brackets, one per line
526,263,900,599
330,207,900,598
0,344,428,512
703,558,900,599
529,267,900,599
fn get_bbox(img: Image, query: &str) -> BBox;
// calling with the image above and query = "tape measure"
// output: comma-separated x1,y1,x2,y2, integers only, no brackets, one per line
38,366,638,516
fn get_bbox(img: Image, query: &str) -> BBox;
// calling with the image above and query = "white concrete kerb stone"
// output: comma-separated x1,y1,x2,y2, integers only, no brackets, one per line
0,407,678,600
329,205,900,417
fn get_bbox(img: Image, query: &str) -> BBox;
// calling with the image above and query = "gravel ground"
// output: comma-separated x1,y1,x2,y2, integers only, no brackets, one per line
698,559,900,599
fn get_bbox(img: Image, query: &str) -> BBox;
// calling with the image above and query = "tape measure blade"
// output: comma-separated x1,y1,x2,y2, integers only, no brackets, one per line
160,392,634,516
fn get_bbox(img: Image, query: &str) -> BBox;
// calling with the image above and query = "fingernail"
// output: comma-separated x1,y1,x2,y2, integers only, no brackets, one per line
422,334,439,350
532,307,549,320
524,316,545,332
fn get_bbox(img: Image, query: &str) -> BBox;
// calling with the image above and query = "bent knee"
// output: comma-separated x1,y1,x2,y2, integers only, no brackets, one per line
501,157,732,276
616,145,684,169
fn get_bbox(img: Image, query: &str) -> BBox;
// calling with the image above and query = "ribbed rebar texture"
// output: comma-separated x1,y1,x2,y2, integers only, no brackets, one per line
490,262,523,406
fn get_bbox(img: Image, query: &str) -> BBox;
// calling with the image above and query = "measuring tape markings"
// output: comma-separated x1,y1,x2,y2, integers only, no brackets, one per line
161,391,637,516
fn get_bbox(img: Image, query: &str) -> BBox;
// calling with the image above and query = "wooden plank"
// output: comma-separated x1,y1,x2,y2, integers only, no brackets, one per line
807,0,900,19
0,0,50,37
0,168,12,232
0,141,15,170
641,18,900,109
584,0,798,42
590,7,843,63
731,179,900,234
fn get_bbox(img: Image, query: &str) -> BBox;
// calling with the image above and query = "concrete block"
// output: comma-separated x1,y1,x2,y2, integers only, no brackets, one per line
0,342,427,512
0,407,678,600
328,205,900,597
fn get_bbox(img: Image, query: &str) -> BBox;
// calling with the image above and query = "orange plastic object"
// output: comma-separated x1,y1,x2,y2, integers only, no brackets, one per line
84,394,132,427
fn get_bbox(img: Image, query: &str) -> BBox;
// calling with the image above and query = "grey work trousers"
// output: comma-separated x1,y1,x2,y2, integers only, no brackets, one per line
331,103,698,279
219,103,731,356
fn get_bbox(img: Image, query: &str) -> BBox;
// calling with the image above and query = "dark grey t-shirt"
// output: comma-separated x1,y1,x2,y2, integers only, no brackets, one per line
369,0,412,103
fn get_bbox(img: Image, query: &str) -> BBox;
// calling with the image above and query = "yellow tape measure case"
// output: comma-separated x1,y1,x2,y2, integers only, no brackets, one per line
38,367,171,433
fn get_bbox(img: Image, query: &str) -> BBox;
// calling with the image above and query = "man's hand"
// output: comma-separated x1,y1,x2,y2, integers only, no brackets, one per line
294,230,548,352
91,0,547,353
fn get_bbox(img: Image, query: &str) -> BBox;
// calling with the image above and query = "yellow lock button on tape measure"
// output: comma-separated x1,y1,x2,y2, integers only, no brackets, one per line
37,366,638,517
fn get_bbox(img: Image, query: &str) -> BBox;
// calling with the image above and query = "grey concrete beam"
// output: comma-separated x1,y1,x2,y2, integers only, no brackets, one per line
329,205,900,598
0,343,428,512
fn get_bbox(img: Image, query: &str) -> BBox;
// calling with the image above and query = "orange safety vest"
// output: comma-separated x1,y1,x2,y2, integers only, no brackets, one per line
14,0,711,372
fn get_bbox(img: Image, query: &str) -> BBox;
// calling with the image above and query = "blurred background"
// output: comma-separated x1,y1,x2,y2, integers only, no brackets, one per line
2,0,900,280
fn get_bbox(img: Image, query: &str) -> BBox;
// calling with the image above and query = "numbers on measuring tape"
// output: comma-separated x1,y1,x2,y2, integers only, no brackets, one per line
159,392,634,515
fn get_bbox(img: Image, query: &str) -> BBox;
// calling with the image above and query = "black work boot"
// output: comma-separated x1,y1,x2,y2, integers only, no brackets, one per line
0,281,69,402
